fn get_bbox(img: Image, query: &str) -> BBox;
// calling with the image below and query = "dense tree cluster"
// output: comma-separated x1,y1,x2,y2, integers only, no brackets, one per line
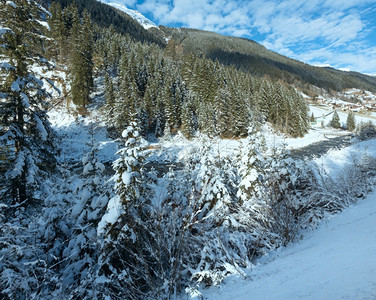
48,2,94,111
95,27,309,138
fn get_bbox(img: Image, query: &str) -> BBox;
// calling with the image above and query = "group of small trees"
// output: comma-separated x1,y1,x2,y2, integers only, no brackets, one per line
330,110,356,131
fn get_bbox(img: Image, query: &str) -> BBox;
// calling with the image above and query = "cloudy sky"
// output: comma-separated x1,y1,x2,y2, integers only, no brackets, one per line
105,0,376,75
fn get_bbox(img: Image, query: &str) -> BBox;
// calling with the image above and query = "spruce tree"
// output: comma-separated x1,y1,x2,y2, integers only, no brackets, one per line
0,0,55,203
97,121,155,297
48,2,65,62
331,110,341,129
310,112,315,122
104,72,116,124
69,8,94,112
346,110,356,131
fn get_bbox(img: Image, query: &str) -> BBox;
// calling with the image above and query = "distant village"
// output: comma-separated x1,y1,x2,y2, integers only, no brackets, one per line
311,89,376,113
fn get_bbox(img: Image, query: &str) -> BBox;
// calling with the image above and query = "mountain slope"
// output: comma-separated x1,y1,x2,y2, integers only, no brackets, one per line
49,0,375,93
160,27,376,93
53,0,165,46
105,2,157,30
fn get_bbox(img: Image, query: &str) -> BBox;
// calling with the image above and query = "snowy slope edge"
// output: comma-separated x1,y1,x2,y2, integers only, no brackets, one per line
105,2,157,30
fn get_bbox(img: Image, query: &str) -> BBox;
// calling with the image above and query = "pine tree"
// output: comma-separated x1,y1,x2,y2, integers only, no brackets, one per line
48,2,65,62
104,72,116,123
331,110,341,129
0,0,55,203
346,110,356,131
310,112,315,122
214,88,230,137
237,126,266,204
97,121,155,297
63,131,109,298
69,8,94,112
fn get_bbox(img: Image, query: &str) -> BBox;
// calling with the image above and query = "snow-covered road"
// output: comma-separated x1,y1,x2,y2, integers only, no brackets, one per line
203,191,376,299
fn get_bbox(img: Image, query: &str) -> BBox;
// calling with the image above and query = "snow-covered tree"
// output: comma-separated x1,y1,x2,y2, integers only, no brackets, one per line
62,133,110,298
0,0,56,204
97,121,156,298
263,145,303,245
237,127,266,204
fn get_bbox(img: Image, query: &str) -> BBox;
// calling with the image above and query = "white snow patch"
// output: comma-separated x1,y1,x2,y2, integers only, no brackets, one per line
6,1,17,8
11,81,20,92
37,20,50,31
105,2,157,29
97,196,123,236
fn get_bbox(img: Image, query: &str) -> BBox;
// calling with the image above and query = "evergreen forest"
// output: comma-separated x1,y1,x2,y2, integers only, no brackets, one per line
1,0,375,299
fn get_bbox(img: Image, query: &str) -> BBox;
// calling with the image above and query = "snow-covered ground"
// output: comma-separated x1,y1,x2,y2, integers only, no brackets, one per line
48,107,118,165
202,188,376,299
195,136,376,299
46,92,376,300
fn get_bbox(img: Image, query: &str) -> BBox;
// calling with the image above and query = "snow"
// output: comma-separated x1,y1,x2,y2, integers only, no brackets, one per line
313,138,376,179
97,196,123,236
37,20,50,31
121,171,131,185
202,189,376,299
48,107,118,164
105,2,158,30
0,26,12,36
11,80,20,92
0,62,14,70
6,1,17,8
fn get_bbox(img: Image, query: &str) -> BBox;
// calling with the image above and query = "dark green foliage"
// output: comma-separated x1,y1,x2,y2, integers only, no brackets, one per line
331,110,341,129
310,113,315,122
97,25,309,138
346,111,356,131
357,121,376,140
69,9,94,110
163,28,376,93
52,0,165,47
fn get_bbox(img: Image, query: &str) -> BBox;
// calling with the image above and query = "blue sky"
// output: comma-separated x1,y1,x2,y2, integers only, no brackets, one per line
104,0,376,75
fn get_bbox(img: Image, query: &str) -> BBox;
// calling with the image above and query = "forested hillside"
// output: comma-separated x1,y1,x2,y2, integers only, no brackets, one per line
1,0,375,299
46,1,310,138
161,28,376,93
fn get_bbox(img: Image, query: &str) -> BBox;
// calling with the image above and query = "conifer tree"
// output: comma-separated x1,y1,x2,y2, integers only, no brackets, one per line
237,127,266,204
104,72,115,124
310,112,315,122
48,2,65,62
69,9,94,112
346,110,356,131
63,133,109,298
214,88,230,137
331,110,341,129
0,0,55,203
97,121,155,297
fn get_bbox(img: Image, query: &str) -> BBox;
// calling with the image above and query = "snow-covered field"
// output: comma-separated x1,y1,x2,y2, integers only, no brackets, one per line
202,189,376,300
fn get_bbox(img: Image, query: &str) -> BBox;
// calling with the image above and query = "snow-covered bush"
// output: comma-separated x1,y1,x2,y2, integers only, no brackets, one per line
357,121,376,141
61,137,110,298
263,146,309,245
